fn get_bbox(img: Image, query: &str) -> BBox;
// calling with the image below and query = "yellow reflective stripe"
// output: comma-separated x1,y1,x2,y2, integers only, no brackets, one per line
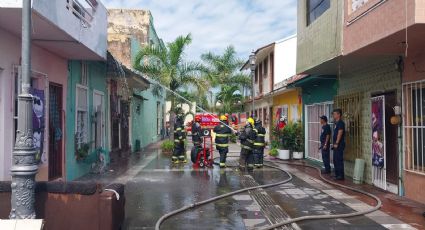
247,139,254,143
254,143,265,146
215,134,229,137
253,129,258,133
174,140,180,142
242,145,252,150
257,134,265,137
176,128,182,131
216,144,229,147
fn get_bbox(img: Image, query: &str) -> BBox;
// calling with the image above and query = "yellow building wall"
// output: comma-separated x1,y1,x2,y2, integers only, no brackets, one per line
272,89,302,123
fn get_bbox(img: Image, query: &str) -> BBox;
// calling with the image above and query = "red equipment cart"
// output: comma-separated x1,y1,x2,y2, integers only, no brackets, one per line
192,131,214,168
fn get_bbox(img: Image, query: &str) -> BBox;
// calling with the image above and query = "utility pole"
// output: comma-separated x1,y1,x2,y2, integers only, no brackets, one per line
10,0,38,219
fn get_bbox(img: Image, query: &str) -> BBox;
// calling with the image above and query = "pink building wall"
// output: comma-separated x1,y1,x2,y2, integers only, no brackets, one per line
343,0,416,55
0,27,67,181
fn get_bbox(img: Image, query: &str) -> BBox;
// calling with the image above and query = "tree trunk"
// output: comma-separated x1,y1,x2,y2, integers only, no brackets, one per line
169,95,176,140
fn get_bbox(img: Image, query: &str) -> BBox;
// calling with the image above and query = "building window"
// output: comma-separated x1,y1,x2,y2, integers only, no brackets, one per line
307,0,331,25
76,84,89,148
403,81,425,174
81,62,89,86
291,104,300,122
263,58,268,78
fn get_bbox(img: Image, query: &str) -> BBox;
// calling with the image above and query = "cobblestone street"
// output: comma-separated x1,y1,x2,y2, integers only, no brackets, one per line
77,143,423,230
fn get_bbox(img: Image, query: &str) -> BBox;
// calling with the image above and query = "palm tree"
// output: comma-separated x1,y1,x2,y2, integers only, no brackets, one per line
201,46,251,92
216,85,243,114
134,34,205,138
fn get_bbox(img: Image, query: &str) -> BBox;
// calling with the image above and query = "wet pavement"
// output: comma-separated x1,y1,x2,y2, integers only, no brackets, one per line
76,143,420,230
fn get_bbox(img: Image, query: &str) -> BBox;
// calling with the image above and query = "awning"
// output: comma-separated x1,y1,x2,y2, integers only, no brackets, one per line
107,51,150,91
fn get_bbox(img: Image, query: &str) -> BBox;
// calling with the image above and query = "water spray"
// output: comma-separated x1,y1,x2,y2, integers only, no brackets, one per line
138,73,239,132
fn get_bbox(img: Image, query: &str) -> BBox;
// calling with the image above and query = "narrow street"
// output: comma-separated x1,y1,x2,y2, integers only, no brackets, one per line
77,143,420,230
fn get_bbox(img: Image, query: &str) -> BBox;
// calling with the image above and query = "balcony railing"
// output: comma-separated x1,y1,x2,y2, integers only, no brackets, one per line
66,0,97,27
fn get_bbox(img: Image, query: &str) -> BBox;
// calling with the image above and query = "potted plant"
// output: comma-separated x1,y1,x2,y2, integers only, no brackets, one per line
278,123,295,160
161,140,174,154
292,122,304,159
268,140,280,159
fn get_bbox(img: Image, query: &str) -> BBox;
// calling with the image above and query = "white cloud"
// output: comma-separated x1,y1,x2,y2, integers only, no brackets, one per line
102,0,297,61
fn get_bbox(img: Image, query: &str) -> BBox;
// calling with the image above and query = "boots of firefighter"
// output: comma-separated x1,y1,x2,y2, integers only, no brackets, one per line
179,155,187,164
239,146,248,171
219,147,228,168
171,155,179,164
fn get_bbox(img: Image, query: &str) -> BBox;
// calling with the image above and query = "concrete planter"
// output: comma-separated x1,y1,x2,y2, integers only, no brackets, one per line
278,149,290,160
293,152,304,159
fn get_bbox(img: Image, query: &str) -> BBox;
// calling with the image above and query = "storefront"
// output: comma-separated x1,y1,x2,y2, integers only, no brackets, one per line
289,75,337,162
336,57,401,194
272,87,302,127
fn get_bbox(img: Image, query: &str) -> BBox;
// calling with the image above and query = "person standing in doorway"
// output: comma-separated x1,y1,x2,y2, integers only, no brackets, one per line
332,109,346,180
319,115,331,174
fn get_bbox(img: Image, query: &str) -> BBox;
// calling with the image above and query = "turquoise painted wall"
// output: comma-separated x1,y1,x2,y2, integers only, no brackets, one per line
292,76,337,124
66,60,109,181
131,89,165,151
129,14,166,152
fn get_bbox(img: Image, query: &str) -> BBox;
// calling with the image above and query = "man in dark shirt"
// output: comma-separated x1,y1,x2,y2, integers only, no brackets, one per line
332,109,346,180
319,115,331,174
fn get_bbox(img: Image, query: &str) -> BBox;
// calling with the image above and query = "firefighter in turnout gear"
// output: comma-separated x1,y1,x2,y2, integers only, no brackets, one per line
172,114,187,163
239,117,256,171
213,115,232,168
253,118,266,168
191,116,202,148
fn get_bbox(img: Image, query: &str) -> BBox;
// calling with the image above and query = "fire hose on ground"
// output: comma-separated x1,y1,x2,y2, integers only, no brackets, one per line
154,157,382,230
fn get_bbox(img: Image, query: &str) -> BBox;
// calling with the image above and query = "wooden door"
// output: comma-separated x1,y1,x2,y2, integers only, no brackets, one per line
48,83,63,180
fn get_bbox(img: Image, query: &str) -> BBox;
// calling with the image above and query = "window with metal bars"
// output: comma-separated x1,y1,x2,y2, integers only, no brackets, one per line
403,80,425,174
306,102,334,161
334,93,363,161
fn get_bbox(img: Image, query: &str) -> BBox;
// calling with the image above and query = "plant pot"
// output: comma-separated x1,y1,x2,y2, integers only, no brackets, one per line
293,151,303,159
278,149,290,160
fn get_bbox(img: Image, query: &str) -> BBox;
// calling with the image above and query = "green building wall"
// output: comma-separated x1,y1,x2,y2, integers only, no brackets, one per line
65,60,109,181
129,13,166,152
296,0,343,74
292,76,337,124
131,89,165,152
338,57,401,184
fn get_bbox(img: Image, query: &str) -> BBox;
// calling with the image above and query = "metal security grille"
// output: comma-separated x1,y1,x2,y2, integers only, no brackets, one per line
306,103,334,162
403,80,425,174
334,93,363,161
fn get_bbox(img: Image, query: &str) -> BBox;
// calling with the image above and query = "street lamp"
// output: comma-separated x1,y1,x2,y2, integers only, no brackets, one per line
249,51,256,118
10,0,37,219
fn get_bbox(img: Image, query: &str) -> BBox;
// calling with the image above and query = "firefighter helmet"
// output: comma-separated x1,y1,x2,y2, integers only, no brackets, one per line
219,115,228,121
247,117,255,126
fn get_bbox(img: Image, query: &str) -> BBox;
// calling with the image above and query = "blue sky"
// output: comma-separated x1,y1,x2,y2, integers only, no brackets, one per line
103,0,297,61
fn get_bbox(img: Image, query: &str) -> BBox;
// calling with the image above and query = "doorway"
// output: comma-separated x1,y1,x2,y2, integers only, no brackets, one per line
371,92,398,193
48,83,63,180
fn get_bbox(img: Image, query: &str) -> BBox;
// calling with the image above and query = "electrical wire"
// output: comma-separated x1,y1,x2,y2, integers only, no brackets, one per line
154,157,382,230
